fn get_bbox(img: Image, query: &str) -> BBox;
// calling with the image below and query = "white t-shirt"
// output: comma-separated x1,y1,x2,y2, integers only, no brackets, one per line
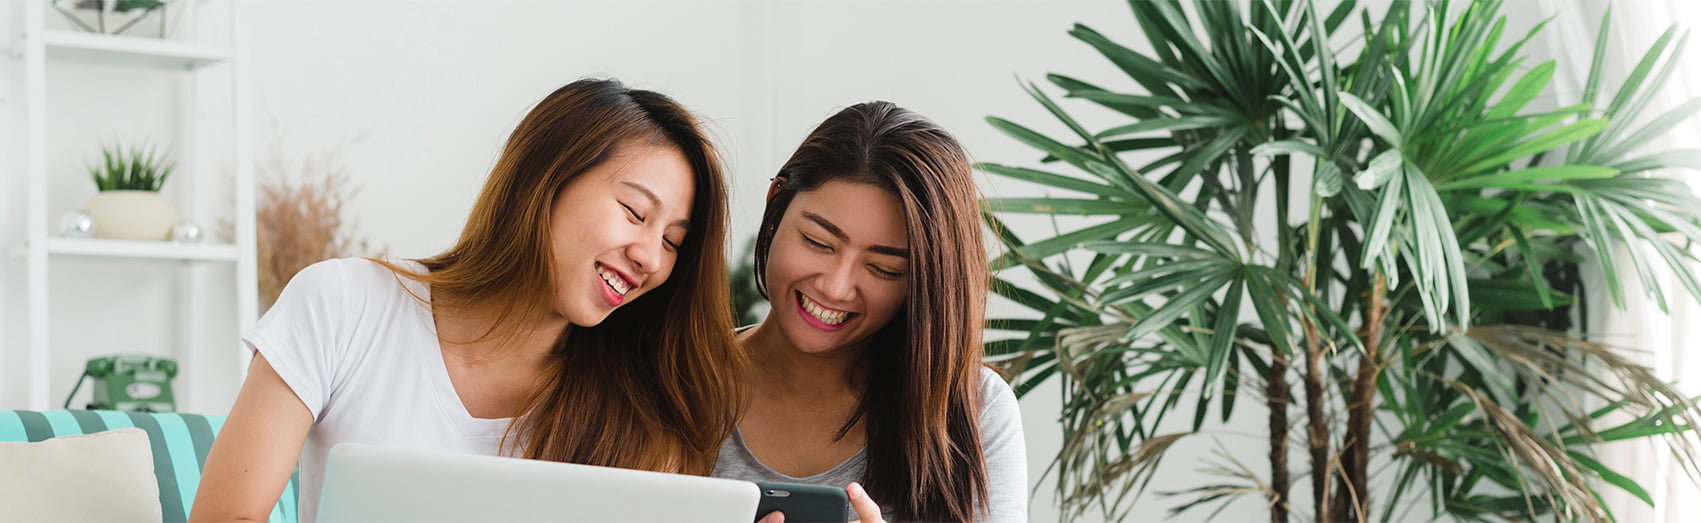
242,258,514,522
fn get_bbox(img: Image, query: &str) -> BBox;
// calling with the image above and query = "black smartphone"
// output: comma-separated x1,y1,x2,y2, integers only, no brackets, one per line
753,481,851,523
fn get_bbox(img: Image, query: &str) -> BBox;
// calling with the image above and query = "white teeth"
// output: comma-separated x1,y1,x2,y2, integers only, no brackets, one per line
800,293,849,325
597,265,630,296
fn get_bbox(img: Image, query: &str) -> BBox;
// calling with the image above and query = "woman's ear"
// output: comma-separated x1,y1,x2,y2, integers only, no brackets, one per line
767,175,788,203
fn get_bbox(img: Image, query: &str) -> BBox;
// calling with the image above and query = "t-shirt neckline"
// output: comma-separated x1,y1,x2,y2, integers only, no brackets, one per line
393,261,514,438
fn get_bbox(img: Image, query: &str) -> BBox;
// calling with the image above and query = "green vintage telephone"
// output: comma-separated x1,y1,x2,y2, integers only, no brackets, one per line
64,355,178,412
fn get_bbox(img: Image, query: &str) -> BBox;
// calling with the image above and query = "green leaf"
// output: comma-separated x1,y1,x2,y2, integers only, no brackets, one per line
1314,162,1343,197
1048,74,1160,120
1079,241,1218,259
1457,119,1608,175
1243,268,1293,354
1064,90,1193,111
1456,196,1576,234
1568,451,1654,506
1483,61,1555,121
1341,92,1403,146
984,197,1147,216
1447,335,1517,406
989,216,1146,270
1359,163,1406,267
1102,258,1228,287
1095,116,1239,140
1468,277,1573,311
1202,274,1244,400
1509,228,1557,309
1355,149,1404,189
1067,23,1200,94
986,117,1112,178
1250,139,1327,158
1126,273,1236,342
1597,96,1701,162
1424,402,1478,436
989,276,1058,313
1611,149,1701,174
1436,165,1620,191
978,163,1132,199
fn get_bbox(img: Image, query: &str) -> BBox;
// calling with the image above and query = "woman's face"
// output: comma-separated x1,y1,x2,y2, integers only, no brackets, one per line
764,180,909,356
549,141,694,327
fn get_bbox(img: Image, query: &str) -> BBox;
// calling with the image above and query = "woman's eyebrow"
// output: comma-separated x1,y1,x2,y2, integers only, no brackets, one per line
620,181,660,207
802,211,908,258
621,181,689,228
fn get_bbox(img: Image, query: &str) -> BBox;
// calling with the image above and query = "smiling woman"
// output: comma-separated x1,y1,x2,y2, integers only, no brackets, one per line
190,78,746,522
723,102,1027,523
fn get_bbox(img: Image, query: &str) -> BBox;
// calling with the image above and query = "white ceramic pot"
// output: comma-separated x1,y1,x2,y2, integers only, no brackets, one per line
84,190,178,241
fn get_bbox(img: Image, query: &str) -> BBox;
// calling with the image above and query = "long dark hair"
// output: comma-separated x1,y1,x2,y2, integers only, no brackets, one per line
754,102,990,521
378,78,746,474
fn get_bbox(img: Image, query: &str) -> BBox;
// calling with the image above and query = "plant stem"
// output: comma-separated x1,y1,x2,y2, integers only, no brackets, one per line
1336,272,1385,522
1298,192,1332,523
1268,149,1292,523
1268,349,1291,523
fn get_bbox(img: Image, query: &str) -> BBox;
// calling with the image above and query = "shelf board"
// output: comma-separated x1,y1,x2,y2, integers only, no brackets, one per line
45,238,240,262
43,30,231,70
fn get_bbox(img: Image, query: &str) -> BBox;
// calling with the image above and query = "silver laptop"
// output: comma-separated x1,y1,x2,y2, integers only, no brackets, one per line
317,443,760,522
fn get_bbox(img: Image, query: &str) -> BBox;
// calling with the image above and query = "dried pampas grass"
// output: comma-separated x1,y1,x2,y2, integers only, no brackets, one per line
255,150,380,310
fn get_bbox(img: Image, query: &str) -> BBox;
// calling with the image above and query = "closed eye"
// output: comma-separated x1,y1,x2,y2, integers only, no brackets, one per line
801,233,831,251
622,202,644,223
870,265,903,279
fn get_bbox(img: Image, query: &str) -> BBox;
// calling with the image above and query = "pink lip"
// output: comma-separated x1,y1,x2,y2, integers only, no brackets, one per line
597,263,628,307
795,291,853,332
601,263,638,289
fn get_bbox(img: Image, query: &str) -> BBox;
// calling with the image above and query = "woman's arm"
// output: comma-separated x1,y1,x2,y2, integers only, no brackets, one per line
189,353,314,522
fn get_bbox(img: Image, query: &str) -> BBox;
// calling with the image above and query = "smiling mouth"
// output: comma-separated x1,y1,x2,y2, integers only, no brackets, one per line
796,290,856,328
597,263,634,305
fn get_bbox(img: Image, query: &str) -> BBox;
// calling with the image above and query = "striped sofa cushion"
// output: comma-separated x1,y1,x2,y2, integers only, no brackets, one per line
0,410,298,523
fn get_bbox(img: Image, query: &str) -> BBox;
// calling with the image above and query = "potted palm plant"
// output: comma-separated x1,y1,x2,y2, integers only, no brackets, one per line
982,0,1701,521
84,142,178,241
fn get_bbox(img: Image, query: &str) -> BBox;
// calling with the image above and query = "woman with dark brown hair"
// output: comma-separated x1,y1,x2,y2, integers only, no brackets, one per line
718,102,1026,522
192,78,747,522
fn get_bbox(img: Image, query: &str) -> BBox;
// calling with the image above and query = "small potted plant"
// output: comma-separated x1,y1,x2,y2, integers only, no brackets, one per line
52,0,176,39
83,142,178,241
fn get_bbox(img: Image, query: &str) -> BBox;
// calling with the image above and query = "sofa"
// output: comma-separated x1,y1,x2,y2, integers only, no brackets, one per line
0,409,299,522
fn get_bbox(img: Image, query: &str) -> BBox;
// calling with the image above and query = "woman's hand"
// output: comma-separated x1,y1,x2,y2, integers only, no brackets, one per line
847,482,885,523
753,482,884,523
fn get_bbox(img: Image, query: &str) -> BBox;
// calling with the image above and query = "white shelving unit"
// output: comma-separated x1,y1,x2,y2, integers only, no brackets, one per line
13,0,256,412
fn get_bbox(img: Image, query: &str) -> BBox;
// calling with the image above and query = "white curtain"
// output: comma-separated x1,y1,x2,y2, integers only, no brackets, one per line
1539,0,1701,521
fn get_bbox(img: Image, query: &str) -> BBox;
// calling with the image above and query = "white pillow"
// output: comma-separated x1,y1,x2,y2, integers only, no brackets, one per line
0,427,162,522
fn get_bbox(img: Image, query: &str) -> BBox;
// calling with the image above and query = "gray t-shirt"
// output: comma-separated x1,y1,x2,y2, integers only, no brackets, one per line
712,366,1028,522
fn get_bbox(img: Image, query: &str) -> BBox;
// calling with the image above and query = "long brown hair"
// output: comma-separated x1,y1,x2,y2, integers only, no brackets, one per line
378,78,746,474
755,102,990,521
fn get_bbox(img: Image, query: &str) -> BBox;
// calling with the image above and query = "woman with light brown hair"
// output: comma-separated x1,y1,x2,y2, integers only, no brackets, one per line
718,102,1027,522
191,78,747,521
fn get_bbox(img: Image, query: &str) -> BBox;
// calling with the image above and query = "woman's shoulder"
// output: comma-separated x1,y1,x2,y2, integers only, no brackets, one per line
975,366,1016,400
974,366,1021,424
274,258,428,316
292,258,422,292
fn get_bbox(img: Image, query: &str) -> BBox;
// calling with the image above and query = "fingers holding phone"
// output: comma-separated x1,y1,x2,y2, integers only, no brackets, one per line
846,482,886,523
